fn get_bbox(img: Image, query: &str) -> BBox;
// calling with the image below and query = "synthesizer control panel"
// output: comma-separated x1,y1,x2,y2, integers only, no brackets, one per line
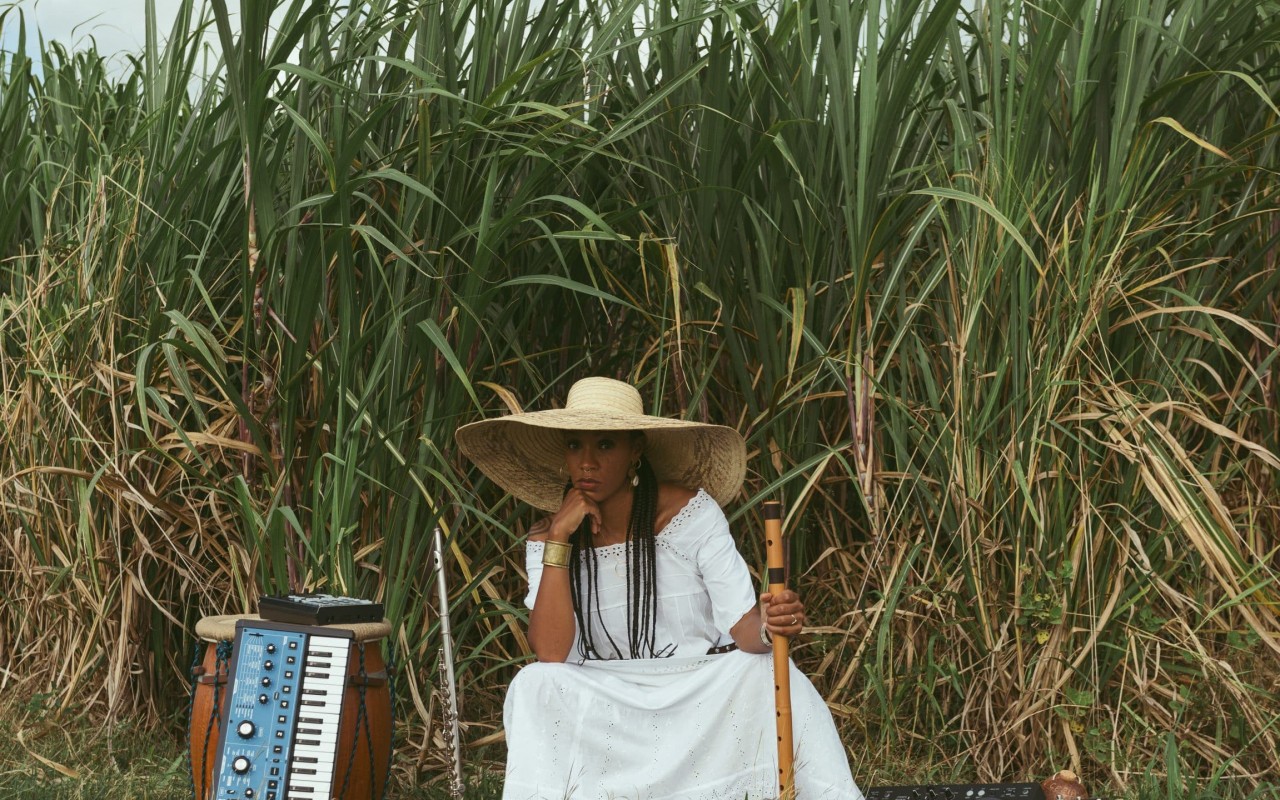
211,621,354,800
867,784,1046,800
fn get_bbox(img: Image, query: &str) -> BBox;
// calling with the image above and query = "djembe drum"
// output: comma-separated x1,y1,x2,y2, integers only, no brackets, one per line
188,613,393,800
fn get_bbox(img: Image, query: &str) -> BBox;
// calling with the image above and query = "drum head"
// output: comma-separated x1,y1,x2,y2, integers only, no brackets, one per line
195,613,392,642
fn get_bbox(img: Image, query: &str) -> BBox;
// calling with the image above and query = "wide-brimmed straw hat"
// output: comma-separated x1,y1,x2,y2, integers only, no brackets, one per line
456,377,746,512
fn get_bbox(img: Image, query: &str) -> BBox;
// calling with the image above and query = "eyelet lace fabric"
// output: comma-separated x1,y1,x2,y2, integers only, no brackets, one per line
570,488,714,561
509,490,863,800
505,651,862,798
660,486,714,536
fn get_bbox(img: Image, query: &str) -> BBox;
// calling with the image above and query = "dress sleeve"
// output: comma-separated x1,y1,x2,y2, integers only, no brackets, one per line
692,499,758,635
523,540,545,610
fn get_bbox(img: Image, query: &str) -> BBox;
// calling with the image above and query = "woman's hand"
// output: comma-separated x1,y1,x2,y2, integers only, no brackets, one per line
545,488,602,542
760,589,805,639
729,590,807,653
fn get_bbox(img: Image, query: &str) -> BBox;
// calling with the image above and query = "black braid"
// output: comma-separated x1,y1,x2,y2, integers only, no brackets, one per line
627,456,659,657
566,449,672,659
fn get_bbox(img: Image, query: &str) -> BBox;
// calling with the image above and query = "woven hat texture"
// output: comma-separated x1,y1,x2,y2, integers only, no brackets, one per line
456,377,746,512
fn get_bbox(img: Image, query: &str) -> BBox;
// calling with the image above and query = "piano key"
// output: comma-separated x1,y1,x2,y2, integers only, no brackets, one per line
287,778,334,794
288,757,335,773
292,735,338,748
300,665,343,678
309,663,346,674
296,709,339,721
298,665,340,680
296,698,336,710
292,732,339,747
290,764,334,776
289,747,336,763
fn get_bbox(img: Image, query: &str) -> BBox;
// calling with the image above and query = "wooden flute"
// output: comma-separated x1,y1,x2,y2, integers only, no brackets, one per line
764,500,795,799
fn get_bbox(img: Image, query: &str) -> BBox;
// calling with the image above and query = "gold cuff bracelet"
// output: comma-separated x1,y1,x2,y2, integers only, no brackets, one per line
541,540,573,569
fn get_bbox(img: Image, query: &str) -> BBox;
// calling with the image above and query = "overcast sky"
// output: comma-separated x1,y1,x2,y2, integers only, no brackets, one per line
3,0,218,55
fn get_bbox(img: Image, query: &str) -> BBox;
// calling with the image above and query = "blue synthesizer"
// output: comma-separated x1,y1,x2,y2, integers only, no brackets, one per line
211,620,355,800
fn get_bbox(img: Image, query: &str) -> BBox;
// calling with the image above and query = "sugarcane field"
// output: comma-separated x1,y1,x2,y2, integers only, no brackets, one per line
1,0,1278,798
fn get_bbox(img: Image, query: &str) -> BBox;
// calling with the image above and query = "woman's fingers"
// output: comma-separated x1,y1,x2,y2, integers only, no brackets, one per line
550,490,603,538
760,591,806,635
569,490,602,535
760,590,805,614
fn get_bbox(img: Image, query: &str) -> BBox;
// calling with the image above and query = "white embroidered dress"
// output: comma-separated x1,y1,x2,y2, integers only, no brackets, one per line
503,490,862,800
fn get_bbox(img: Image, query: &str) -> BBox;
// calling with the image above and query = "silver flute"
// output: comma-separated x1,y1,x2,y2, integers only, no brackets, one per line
433,525,464,799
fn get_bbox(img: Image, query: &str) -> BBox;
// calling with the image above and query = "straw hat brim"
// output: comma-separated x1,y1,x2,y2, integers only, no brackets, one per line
456,408,746,513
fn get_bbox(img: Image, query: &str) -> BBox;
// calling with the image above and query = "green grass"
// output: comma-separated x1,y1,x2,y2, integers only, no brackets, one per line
0,707,190,800
0,701,504,799
2,704,1275,800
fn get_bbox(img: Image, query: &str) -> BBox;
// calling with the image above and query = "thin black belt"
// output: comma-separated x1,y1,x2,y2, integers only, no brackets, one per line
705,642,738,655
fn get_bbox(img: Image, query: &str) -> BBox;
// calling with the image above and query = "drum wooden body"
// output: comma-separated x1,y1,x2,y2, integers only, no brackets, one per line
189,614,393,800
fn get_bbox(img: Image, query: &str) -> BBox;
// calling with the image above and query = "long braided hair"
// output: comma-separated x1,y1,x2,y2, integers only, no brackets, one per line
567,446,674,659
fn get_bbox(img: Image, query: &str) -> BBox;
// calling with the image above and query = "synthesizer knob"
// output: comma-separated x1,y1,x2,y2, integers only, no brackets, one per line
261,677,271,687
237,720,256,738
244,790,255,798
263,659,274,670
232,755,251,774
266,643,276,653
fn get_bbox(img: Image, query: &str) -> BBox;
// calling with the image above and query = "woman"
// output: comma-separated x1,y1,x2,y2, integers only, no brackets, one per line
457,377,861,800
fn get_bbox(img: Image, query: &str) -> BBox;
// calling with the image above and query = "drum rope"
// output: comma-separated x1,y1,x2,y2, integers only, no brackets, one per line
185,640,202,800
382,643,397,800
194,640,233,800
359,644,377,797
210,641,232,784
336,643,371,800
